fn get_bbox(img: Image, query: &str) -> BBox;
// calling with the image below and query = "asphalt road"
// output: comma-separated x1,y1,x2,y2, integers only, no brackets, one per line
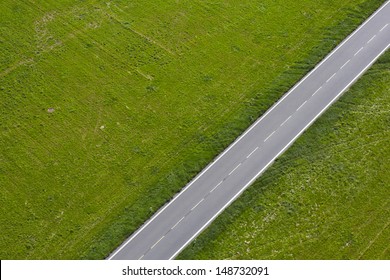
109,1,390,260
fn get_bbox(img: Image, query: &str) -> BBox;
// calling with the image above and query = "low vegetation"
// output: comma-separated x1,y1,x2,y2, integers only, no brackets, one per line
179,50,390,259
0,0,384,259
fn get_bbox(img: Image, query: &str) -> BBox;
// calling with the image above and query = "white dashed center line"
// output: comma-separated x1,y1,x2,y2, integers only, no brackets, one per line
280,115,292,127
246,147,259,159
340,60,351,70
171,216,185,230
264,131,276,142
296,100,307,111
326,73,336,83
151,236,165,249
354,47,364,56
312,87,322,97
367,35,376,44
228,163,242,176
191,198,204,211
380,23,388,32
210,181,223,193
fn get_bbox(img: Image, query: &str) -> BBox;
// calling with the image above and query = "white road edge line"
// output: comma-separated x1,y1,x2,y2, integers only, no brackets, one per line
367,35,376,44
354,47,364,56
246,147,259,159
171,217,185,230
107,0,390,260
168,42,390,260
296,100,308,111
264,131,276,142
380,23,389,32
228,163,242,176
151,236,165,250
326,73,336,83
340,60,351,70
280,116,292,127
210,181,223,193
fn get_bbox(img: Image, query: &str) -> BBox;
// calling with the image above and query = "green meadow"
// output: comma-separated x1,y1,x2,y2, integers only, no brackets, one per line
179,50,390,260
0,0,384,259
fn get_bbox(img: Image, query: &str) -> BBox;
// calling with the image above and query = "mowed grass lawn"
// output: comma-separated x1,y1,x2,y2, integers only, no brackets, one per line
179,51,390,260
0,0,384,259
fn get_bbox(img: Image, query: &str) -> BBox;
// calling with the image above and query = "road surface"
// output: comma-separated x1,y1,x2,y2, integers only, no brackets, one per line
109,1,390,260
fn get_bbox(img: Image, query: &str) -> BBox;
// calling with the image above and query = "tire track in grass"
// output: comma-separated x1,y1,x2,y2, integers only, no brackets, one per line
357,218,390,259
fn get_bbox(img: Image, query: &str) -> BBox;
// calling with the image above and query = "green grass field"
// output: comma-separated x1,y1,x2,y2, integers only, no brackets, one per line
0,0,385,259
179,50,390,260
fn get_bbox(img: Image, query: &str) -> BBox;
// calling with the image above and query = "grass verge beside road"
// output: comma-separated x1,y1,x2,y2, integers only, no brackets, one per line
179,50,390,260
0,0,385,259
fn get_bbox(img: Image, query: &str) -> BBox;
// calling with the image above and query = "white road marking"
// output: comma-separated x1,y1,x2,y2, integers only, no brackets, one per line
191,198,204,211
246,147,259,159
296,100,308,111
228,163,242,176
108,0,390,260
138,254,145,260
340,60,351,70
380,23,388,32
171,217,185,230
210,181,223,193
367,35,376,44
312,87,322,97
326,73,336,83
354,47,364,56
169,41,390,261
151,236,165,249
280,115,292,127
264,131,276,142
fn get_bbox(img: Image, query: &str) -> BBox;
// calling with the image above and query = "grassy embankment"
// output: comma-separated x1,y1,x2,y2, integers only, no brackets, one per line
179,50,390,260
0,0,384,259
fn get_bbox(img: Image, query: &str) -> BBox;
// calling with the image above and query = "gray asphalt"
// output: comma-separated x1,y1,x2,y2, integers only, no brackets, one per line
109,1,390,260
